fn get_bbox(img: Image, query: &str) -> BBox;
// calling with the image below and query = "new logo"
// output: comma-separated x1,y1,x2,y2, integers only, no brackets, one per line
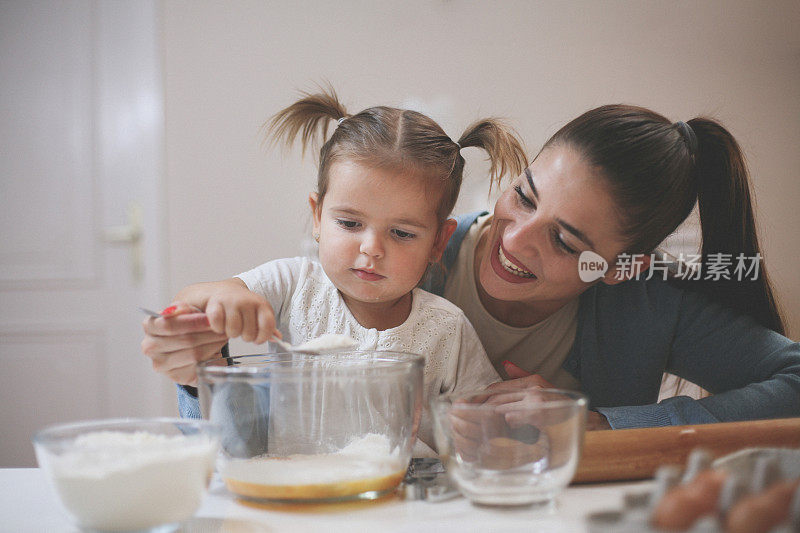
578,251,608,282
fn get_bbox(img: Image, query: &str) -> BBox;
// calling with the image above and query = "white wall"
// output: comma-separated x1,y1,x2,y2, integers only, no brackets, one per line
162,0,800,339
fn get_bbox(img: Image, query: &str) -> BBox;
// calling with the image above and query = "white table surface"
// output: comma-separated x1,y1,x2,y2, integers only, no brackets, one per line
0,468,651,532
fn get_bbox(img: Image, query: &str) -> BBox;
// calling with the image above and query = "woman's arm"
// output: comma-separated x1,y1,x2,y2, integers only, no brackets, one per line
141,305,227,387
142,277,277,385
666,287,800,421
595,282,800,428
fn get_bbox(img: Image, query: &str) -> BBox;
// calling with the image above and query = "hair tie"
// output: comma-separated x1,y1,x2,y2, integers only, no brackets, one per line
337,117,346,126
675,121,698,160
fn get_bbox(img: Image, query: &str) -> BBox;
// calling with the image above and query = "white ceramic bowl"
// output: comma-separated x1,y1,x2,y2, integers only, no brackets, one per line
33,418,219,532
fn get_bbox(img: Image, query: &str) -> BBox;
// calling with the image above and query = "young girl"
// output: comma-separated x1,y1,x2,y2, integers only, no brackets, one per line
147,88,528,452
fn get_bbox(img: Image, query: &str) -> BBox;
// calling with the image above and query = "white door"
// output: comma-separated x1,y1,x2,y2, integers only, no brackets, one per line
0,0,171,467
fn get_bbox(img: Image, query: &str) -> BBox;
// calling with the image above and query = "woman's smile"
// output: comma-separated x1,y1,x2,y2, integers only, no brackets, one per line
489,238,538,284
498,242,536,278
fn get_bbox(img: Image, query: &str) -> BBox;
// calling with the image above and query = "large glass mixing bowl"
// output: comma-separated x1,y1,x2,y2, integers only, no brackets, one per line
197,351,424,503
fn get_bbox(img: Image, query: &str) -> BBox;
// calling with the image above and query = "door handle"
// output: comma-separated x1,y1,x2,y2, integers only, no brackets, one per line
104,201,143,282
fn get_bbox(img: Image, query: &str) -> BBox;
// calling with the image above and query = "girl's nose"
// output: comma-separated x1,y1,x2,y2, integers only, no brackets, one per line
359,231,384,258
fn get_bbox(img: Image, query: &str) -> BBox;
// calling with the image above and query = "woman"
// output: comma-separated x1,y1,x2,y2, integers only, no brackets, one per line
142,104,800,430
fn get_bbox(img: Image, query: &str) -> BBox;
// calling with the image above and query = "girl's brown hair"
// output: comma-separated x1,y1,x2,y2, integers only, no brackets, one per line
265,86,528,223
545,105,784,334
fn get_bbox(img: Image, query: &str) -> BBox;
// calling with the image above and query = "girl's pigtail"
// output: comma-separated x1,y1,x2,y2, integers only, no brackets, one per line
457,119,528,190
688,117,785,334
264,86,348,157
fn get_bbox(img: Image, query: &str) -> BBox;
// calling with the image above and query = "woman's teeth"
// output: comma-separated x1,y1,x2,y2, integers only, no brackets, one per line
498,246,535,278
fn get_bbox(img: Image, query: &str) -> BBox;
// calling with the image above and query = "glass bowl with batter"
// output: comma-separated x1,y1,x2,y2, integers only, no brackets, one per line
197,351,424,504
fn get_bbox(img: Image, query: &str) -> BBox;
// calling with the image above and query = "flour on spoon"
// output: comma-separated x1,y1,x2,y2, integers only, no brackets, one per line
290,334,358,353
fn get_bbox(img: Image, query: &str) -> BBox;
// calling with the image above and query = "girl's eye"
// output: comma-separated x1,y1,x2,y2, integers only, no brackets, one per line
514,185,535,208
392,229,416,240
335,219,360,230
551,229,577,255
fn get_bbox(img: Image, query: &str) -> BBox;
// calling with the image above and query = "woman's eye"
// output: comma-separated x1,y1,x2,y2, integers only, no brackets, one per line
551,229,577,255
514,185,535,208
335,219,360,230
392,229,416,240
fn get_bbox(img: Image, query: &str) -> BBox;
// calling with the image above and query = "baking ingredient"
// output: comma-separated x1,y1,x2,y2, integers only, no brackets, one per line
292,334,358,353
43,431,217,531
650,469,727,530
222,433,405,500
725,479,800,533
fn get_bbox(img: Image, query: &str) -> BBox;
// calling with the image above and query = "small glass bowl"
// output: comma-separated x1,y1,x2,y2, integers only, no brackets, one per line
432,388,587,507
197,351,424,504
32,418,219,532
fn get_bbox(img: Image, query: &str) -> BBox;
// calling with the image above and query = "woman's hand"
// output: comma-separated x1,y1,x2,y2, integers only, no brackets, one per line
586,411,612,430
141,302,228,386
488,363,612,430
446,366,613,466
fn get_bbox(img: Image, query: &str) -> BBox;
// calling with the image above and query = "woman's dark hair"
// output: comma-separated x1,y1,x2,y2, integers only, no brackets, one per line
265,86,527,223
544,104,784,334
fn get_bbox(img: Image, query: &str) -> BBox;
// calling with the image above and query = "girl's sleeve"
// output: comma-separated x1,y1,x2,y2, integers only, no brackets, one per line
234,257,308,321
597,288,800,428
415,313,498,453
449,314,502,394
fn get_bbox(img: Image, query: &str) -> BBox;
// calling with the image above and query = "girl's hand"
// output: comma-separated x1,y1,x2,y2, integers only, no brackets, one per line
141,302,228,386
204,284,278,344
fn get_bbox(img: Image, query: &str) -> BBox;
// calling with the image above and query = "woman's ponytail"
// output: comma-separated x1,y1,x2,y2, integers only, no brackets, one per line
544,105,784,335
686,118,785,334
264,86,348,156
457,119,528,191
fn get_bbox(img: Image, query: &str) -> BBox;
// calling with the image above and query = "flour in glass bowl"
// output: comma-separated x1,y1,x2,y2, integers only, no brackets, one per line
42,431,217,532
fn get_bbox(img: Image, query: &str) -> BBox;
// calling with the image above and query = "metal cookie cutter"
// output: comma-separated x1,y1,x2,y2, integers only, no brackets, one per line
401,458,460,502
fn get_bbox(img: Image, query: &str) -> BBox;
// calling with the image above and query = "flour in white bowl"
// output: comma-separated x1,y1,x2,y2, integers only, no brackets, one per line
42,431,217,532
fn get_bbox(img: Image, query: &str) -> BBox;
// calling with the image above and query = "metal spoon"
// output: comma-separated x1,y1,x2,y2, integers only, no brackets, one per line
140,307,356,355
138,306,202,317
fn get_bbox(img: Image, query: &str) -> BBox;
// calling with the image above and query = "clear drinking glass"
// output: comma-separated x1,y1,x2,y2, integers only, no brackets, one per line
32,418,219,532
432,388,587,507
197,351,424,503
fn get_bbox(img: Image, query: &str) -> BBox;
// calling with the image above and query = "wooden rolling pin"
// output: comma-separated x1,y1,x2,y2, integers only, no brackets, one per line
573,417,800,483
